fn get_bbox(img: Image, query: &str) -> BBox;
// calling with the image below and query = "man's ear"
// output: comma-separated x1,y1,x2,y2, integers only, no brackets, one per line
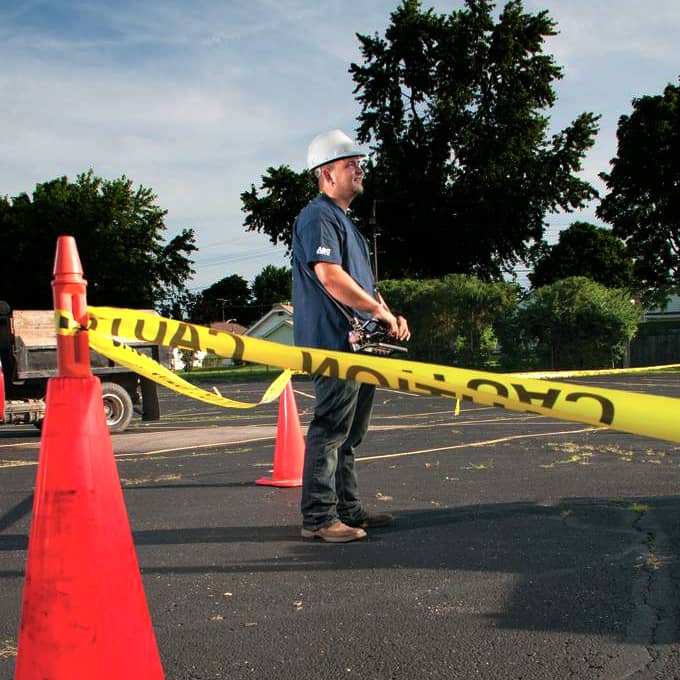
321,165,335,186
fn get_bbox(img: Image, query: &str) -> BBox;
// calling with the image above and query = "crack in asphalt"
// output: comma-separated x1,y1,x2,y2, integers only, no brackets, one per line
621,507,678,679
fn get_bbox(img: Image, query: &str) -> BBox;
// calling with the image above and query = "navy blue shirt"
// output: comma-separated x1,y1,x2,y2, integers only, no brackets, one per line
292,193,376,351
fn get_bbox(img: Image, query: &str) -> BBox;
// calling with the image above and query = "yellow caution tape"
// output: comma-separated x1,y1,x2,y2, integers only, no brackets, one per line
510,365,680,380
57,309,293,409
82,306,680,444
55,309,85,336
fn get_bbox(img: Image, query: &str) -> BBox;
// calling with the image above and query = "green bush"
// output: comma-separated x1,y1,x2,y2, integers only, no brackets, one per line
380,275,519,367
507,277,640,369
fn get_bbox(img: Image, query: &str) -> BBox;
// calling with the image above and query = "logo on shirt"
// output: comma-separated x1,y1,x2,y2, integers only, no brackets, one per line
316,246,331,257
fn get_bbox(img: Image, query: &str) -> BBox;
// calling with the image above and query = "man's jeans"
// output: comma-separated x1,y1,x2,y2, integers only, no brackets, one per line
301,374,376,530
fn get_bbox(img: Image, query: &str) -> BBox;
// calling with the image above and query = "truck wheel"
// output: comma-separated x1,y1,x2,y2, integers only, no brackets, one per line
101,382,134,433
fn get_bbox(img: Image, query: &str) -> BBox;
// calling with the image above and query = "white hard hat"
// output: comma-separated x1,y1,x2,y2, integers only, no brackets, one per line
307,129,366,172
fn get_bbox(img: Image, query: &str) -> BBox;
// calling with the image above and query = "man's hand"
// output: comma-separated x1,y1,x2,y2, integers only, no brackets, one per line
374,306,410,341
395,314,411,341
374,290,410,341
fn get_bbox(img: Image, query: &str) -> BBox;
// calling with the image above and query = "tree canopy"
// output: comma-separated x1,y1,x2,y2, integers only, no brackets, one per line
190,274,254,326
529,221,634,289
251,265,292,312
241,166,317,254
0,170,196,309
241,1,600,279
187,266,292,327
597,79,680,307
350,0,599,279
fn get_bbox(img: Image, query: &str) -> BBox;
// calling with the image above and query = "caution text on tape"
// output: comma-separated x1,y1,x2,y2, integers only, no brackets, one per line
80,306,680,444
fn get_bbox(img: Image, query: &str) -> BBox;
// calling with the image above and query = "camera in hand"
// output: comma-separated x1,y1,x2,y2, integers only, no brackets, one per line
348,318,408,357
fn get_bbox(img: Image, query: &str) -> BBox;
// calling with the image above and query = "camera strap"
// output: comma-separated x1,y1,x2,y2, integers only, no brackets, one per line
293,252,366,328
293,253,406,356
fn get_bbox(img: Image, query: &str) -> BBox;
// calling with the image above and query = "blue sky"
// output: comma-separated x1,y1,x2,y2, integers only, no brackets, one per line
1,1,679,291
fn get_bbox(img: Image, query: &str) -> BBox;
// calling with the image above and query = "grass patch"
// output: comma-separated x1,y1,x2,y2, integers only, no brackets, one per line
0,641,17,658
540,450,593,468
121,473,182,486
463,462,495,471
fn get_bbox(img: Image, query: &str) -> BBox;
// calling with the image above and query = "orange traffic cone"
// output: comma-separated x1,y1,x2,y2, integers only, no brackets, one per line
0,358,5,422
256,380,305,487
14,236,164,679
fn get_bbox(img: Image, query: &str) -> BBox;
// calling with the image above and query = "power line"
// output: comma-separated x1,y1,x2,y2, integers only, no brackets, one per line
193,247,288,269
198,233,269,249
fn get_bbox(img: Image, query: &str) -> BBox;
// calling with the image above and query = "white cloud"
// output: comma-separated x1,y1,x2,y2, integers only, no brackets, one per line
0,47,291,286
1,56,280,172
525,0,680,73
2,0,679,288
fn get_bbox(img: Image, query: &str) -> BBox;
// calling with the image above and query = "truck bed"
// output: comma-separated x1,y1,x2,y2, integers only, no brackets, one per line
12,310,165,380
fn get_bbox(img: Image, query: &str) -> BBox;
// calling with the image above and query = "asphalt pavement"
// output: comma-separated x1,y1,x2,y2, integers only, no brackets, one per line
1,373,679,679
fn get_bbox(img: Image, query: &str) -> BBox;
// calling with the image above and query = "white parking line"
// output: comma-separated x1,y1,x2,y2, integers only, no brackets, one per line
114,435,275,458
357,427,597,462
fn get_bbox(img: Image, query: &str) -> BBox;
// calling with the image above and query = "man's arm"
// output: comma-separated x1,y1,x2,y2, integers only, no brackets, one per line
313,262,410,340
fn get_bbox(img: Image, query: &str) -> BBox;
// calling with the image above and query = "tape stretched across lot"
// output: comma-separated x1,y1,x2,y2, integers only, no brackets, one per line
510,365,680,380
56,309,294,410
77,306,680,444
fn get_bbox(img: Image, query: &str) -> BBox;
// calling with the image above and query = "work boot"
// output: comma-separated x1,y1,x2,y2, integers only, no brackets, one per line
301,521,367,543
345,512,394,529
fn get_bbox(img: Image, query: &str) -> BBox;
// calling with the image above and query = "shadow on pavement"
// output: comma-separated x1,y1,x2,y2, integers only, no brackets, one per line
2,495,678,644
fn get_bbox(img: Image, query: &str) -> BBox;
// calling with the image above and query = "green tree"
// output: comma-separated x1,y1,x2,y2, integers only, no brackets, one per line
241,166,317,253
251,265,292,313
0,171,196,309
529,221,634,289
349,0,599,279
190,274,253,326
597,80,680,307
241,1,599,277
512,276,640,369
157,288,200,322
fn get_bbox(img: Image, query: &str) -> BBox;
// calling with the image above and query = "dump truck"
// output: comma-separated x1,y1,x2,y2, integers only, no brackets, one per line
0,300,165,433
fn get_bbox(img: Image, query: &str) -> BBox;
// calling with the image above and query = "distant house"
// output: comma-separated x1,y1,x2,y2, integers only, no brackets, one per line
205,319,248,367
641,295,680,322
630,295,680,366
244,304,294,346
170,319,248,370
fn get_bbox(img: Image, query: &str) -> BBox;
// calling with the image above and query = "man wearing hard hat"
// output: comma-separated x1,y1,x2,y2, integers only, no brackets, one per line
292,129,410,543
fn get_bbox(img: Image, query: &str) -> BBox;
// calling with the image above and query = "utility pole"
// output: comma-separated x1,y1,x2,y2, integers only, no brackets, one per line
369,199,379,282
216,298,227,322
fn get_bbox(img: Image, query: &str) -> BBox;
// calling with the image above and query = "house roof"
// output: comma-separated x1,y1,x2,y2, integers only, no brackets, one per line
210,321,247,335
244,303,293,337
642,294,680,322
